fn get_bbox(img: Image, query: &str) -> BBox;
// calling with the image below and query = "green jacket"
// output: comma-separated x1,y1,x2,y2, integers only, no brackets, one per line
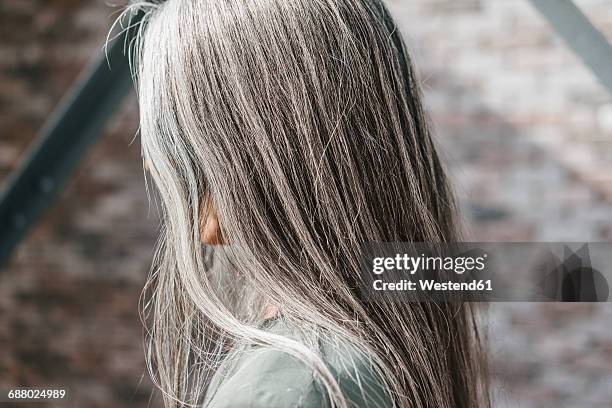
202,318,392,407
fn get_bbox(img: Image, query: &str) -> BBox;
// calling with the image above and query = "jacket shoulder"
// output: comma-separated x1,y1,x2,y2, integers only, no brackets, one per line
205,347,326,408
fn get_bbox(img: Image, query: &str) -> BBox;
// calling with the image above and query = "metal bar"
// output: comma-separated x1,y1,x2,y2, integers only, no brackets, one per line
529,0,612,95
0,12,143,267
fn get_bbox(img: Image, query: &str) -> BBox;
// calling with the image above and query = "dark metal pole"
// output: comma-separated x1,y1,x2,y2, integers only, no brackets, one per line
0,13,143,267
529,0,612,95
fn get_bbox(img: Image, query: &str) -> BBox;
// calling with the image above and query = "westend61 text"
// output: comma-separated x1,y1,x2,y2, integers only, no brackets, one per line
372,279,493,292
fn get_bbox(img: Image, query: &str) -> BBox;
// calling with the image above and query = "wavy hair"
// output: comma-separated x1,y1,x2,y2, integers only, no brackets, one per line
117,0,489,406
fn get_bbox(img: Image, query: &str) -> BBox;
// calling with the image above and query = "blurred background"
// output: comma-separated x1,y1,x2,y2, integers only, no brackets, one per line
1,0,612,406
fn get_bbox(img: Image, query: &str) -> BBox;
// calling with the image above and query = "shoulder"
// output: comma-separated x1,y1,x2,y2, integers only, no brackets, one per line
205,332,392,408
205,346,326,408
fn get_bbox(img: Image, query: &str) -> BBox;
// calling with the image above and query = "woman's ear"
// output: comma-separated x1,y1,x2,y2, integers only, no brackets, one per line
200,197,225,245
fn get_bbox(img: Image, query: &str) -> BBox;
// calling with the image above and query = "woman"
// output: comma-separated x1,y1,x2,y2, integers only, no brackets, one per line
121,0,489,406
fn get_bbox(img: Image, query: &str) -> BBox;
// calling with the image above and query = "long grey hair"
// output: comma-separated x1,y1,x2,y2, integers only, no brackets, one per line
116,0,489,407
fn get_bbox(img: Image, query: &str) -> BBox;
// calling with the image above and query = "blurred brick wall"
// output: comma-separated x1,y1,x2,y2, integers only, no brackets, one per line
1,0,612,407
0,1,160,407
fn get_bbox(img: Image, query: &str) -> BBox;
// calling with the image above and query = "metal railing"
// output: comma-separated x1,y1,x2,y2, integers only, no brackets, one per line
1,2,612,267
